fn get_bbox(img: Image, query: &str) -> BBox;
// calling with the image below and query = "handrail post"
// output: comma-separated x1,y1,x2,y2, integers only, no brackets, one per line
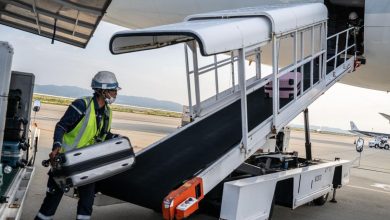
293,30,298,99
238,48,248,154
231,52,236,91
214,55,219,99
272,34,279,128
322,21,327,78
310,26,314,87
345,29,349,64
184,44,193,117
255,49,261,79
191,42,201,116
334,35,339,71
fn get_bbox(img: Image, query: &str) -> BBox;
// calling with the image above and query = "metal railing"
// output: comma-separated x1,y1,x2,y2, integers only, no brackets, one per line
326,26,356,74
183,23,355,154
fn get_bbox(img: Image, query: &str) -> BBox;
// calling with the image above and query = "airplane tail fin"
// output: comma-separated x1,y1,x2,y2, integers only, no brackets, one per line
350,121,359,131
379,113,390,124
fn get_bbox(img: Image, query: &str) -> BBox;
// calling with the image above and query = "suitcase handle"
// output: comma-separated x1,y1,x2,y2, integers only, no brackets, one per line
42,156,62,167
42,159,50,167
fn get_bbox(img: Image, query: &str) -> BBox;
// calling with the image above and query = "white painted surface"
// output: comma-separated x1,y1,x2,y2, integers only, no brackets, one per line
220,160,350,220
111,17,271,55
0,42,13,156
104,0,323,29
186,3,327,35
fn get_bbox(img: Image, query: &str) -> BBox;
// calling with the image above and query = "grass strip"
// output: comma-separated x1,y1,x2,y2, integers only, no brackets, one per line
33,94,182,118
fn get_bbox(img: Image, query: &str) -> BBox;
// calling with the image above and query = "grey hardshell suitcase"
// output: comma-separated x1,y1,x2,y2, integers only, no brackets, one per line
51,137,135,192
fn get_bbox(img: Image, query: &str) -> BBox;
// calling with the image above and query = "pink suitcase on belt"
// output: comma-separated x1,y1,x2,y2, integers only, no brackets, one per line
264,72,302,99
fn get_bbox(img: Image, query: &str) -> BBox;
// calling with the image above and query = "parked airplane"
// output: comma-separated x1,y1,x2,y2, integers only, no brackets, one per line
349,121,390,137
349,121,390,149
379,112,390,124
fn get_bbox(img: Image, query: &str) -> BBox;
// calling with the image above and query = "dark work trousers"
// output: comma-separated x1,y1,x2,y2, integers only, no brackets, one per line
35,173,95,220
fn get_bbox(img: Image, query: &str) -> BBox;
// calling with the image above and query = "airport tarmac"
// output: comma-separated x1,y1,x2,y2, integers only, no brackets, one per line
21,104,390,220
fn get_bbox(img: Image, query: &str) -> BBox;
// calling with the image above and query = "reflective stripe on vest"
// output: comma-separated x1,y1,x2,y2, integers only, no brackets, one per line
62,97,111,152
36,212,53,220
76,215,91,220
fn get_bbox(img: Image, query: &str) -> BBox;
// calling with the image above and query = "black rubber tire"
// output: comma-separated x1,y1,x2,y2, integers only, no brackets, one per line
375,144,379,149
385,145,390,150
313,193,329,206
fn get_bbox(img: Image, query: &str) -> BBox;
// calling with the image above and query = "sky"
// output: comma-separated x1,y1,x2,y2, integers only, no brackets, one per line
1,22,390,133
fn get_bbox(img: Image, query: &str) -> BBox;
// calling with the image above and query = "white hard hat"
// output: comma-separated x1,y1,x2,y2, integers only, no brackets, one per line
349,12,358,20
91,71,121,90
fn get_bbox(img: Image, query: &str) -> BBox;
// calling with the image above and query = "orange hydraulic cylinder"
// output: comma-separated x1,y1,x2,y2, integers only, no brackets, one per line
162,177,204,220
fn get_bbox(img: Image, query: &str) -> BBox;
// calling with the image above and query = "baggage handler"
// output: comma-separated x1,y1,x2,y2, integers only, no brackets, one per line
35,71,122,220
347,11,364,55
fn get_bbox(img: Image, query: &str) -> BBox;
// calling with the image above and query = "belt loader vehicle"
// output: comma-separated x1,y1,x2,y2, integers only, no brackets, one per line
0,42,40,219
0,2,358,219
96,3,355,220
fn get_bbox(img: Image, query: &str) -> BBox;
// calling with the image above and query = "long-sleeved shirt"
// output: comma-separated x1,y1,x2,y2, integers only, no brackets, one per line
52,95,114,150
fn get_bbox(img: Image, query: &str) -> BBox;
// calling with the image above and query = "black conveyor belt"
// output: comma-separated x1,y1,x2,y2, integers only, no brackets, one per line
98,88,274,211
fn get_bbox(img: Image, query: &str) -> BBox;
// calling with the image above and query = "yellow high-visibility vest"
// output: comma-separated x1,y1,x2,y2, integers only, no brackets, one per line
61,97,112,152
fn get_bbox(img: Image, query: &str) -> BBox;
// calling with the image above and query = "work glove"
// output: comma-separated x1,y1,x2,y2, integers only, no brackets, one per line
49,147,61,166
112,134,123,139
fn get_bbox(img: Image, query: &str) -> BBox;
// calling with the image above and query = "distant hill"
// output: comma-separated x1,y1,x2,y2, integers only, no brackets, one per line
34,84,182,112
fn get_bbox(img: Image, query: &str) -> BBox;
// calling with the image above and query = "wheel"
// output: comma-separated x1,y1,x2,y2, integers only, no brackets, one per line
385,145,390,150
375,144,379,148
313,193,329,206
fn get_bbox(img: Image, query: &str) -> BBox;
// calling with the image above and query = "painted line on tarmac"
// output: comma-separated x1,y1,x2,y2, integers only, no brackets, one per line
353,167,390,174
371,183,390,191
346,184,390,195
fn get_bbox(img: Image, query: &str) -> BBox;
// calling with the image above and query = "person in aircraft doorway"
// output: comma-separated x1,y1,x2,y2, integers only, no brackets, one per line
35,71,122,220
347,11,364,56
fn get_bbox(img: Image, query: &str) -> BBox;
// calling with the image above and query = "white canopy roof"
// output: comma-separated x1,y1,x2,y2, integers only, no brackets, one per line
110,3,327,55
186,3,327,35
110,17,271,56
